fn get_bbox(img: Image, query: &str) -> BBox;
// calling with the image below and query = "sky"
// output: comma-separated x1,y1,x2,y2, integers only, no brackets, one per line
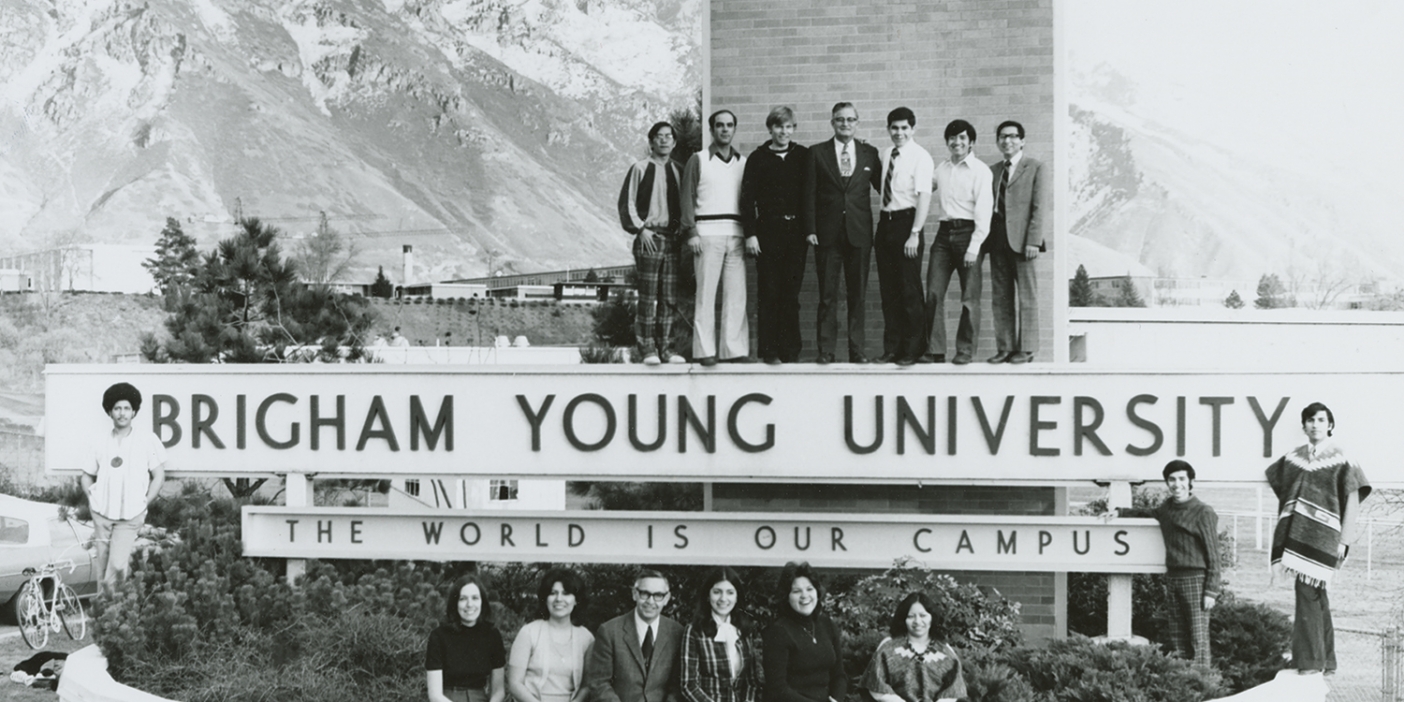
1066,0,1404,187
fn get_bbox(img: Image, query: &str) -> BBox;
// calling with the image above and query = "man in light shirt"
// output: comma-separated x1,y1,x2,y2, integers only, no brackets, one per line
82,382,167,595
682,110,750,366
874,107,934,366
921,119,993,365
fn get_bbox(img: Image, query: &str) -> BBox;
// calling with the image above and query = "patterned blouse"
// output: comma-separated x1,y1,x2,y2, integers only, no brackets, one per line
860,636,966,702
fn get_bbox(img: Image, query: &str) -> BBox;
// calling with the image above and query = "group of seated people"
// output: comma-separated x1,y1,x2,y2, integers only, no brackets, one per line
425,562,966,702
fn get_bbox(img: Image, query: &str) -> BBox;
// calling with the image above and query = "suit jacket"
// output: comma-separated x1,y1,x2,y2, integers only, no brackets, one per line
989,155,1046,252
586,613,684,702
804,138,881,248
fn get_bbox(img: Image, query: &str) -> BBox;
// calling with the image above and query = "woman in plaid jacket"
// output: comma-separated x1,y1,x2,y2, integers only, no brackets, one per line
681,567,764,702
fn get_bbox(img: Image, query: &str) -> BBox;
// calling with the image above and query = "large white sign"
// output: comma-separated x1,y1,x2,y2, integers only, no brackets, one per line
45,365,1399,485
241,508,1166,572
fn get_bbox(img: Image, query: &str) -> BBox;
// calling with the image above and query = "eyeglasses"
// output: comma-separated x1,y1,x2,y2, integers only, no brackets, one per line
997,133,1022,140
635,589,671,602
833,117,859,124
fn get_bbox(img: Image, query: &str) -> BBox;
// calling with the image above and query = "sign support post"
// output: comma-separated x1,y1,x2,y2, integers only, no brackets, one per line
285,473,310,584
1106,480,1134,639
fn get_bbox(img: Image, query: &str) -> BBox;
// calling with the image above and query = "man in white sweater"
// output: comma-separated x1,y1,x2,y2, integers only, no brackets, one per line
681,110,750,365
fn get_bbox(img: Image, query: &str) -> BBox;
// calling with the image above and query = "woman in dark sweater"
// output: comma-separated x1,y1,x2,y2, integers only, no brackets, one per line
427,573,508,702
762,562,846,702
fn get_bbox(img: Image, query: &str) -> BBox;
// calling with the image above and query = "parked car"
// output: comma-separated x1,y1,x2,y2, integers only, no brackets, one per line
0,494,96,624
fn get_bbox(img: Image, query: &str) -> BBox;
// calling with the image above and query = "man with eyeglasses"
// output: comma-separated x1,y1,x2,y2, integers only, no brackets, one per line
805,102,882,364
586,569,684,702
981,120,1046,364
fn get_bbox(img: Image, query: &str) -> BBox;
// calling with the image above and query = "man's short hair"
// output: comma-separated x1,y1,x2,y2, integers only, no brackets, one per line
996,120,1025,139
708,110,737,130
1301,401,1335,435
634,568,669,586
887,107,916,128
1163,459,1195,482
647,121,674,142
831,101,857,117
944,119,977,142
766,106,796,129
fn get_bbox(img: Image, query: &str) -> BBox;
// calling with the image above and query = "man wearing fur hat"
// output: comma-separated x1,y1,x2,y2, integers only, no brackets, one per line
80,382,166,595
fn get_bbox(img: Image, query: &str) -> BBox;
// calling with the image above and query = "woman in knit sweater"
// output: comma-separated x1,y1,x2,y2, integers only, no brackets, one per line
507,568,596,702
761,562,846,702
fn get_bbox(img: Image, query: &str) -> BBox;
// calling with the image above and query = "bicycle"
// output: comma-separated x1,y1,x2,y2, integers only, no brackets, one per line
15,559,86,649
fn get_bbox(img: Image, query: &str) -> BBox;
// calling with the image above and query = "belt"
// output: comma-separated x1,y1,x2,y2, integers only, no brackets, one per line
940,218,974,225
760,214,799,221
880,208,915,221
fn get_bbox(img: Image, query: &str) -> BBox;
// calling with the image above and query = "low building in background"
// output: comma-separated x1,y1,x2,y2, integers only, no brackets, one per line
0,244,158,294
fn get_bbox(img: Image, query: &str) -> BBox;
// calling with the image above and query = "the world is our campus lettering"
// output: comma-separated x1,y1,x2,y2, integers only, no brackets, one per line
145,390,1294,460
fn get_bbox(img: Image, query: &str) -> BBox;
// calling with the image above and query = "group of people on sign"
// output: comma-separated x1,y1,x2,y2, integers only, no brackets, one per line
425,562,967,702
1131,401,1370,678
618,103,1046,367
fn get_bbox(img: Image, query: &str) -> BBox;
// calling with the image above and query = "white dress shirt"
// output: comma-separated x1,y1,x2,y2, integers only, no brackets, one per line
934,154,994,251
880,141,934,213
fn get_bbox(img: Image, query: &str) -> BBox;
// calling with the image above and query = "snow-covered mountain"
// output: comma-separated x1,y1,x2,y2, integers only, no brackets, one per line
1069,63,1397,293
0,0,701,281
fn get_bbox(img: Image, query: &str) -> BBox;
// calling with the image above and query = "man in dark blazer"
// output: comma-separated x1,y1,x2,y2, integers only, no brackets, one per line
982,120,1047,364
586,570,684,702
804,101,882,364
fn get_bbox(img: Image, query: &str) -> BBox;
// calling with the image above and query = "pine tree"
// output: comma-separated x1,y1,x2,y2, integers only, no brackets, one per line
1070,264,1095,306
1255,273,1289,309
143,217,201,293
1115,276,1146,307
370,265,394,298
1224,290,1244,309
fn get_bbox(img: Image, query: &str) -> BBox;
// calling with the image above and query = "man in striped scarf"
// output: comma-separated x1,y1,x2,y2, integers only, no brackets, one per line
1266,402,1371,676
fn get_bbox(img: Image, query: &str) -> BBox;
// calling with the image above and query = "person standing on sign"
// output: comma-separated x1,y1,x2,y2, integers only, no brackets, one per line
1153,460,1222,668
1267,402,1371,676
762,562,845,702
618,122,687,366
426,574,507,702
860,591,967,702
508,569,596,702
81,382,166,596
681,567,763,702
585,569,684,702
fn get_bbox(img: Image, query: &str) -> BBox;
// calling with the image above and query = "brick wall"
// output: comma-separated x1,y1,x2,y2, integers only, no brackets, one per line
712,0,1054,362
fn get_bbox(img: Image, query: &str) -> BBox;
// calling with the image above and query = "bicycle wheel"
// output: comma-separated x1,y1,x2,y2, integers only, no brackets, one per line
17,582,48,649
57,584,86,640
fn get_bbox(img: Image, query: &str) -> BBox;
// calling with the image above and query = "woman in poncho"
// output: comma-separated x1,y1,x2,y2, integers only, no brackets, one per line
1266,402,1371,675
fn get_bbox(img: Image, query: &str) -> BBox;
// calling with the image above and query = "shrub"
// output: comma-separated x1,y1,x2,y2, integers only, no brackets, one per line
1209,595,1291,691
1001,637,1224,702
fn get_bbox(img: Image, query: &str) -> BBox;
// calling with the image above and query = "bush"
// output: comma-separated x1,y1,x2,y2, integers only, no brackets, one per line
1209,595,1291,691
1001,637,1224,702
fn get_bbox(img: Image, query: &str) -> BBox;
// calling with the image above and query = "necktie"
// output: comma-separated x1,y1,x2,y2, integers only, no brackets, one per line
998,161,1011,216
840,145,853,177
882,148,899,209
642,626,655,666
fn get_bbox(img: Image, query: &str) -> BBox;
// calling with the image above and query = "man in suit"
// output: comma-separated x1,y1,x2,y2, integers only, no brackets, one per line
804,102,882,364
586,570,684,702
983,120,1046,364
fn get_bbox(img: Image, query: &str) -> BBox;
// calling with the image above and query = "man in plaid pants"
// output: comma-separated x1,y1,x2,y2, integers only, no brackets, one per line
618,122,687,365
1154,459,1222,667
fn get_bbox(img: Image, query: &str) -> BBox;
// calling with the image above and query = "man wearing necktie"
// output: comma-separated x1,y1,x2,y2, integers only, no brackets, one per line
982,120,1046,364
803,102,882,364
874,107,935,366
586,570,684,702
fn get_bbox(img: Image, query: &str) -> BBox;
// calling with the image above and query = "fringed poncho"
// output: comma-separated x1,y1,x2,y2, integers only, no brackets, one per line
1266,442,1371,587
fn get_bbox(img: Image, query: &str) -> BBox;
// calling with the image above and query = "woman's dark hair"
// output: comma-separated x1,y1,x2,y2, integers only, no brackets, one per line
1301,402,1335,436
692,566,753,636
102,382,142,414
536,567,589,624
889,591,939,638
444,573,494,628
775,561,824,617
